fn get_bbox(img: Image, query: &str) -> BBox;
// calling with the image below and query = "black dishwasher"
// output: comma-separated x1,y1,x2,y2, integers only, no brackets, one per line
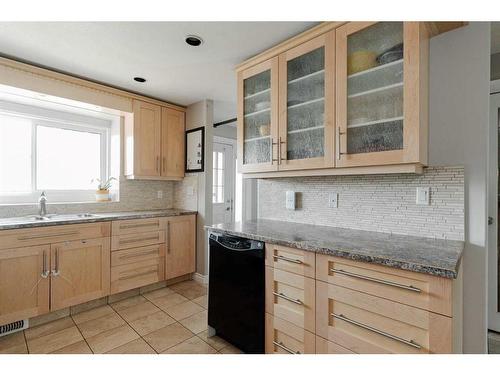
208,232,265,354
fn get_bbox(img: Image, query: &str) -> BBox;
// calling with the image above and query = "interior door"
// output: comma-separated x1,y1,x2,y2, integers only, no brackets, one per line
0,245,50,325
134,100,161,177
237,57,279,173
489,91,500,332
336,22,416,167
212,140,235,224
278,31,335,170
161,107,185,178
166,215,196,280
50,238,110,310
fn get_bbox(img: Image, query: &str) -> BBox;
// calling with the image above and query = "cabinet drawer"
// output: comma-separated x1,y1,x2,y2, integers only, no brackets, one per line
316,281,452,354
111,257,165,294
111,217,166,236
315,335,354,354
265,244,315,278
111,230,165,251
0,222,111,250
111,244,165,267
265,314,315,354
266,266,315,332
316,254,452,316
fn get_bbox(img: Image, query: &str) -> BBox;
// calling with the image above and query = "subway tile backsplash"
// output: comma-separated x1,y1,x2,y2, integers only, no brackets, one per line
258,166,464,240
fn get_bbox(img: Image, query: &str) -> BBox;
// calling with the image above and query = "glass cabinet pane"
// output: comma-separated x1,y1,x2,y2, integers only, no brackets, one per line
346,22,404,154
243,70,272,165
286,47,325,160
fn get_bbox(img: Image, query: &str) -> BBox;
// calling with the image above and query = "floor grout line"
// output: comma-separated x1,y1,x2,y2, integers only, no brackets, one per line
69,315,95,354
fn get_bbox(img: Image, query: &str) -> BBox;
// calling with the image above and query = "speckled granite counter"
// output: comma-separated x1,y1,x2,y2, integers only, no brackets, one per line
0,209,197,231
206,219,464,279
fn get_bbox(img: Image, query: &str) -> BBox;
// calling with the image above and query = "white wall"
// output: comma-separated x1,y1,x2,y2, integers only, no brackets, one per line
428,22,491,353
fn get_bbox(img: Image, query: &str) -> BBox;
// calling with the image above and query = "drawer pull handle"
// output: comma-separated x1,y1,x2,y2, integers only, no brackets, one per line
120,223,159,229
273,292,303,305
273,341,300,354
120,235,159,245
119,269,158,281
18,231,79,241
331,313,422,350
273,255,303,265
120,249,160,260
330,268,421,293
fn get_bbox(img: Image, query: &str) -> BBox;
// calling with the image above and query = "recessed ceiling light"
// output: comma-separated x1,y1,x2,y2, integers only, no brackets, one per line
185,35,203,47
134,77,146,83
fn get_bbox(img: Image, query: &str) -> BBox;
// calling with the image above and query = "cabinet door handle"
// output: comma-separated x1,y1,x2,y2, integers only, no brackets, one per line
331,313,421,350
273,292,303,305
280,137,286,162
156,156,160,172
330,268,421,293
162,157,166,173
120,249,160,260
51,249,60,277
121,222,159,230
271,139,279,164
18,231,79,241
273,341,300,354
119,268,158,281
41,251,49,278
273,254,302,265
120,234,159,245
167,222,171,254
336,127,345,161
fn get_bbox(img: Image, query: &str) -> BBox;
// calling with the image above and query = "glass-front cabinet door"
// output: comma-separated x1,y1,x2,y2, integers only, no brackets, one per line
336,22,427,168
278,32,334,170
237,57,279,173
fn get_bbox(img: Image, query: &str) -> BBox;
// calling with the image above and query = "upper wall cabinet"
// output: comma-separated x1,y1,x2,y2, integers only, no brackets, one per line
236,22,434,177
336,22,428,168
237,57,279,173
125,100,185,180
278,32,334,171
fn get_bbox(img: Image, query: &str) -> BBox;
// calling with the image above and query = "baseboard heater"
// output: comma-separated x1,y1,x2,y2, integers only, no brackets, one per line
0,319,29,337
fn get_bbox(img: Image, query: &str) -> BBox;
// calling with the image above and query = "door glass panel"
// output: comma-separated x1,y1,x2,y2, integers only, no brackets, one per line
286,47,325,160
243,70,271,165
346,22,404,154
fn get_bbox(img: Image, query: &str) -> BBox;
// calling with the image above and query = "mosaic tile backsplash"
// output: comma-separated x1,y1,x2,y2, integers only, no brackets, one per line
258,166,464,240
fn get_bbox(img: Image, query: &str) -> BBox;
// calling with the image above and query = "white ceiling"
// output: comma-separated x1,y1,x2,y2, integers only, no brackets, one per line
0,22,316,123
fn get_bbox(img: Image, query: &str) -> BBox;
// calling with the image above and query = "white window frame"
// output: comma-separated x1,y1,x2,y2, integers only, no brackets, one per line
0,100,112,204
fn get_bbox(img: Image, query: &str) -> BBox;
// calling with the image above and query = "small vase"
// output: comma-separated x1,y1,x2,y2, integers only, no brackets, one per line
95,190,110,202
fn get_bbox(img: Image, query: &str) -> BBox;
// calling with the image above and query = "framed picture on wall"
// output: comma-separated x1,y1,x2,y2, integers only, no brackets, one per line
185,127,205,172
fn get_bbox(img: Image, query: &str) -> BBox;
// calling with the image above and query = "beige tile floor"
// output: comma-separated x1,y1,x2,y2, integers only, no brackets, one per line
0,280,243,354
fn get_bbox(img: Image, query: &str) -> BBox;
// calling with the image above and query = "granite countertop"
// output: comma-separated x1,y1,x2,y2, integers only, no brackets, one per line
206,219,464,279
0,209,197,231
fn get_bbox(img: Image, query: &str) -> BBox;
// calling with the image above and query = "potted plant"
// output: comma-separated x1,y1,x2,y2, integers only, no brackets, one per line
91,177,116,202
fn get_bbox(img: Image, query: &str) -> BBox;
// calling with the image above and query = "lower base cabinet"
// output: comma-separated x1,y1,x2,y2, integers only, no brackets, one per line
265,314,315,354
0,245,50,325
50,238,110,311
166,215,196,280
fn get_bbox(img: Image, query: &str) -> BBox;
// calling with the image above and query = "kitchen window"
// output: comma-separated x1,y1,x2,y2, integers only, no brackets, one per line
0,100,114,204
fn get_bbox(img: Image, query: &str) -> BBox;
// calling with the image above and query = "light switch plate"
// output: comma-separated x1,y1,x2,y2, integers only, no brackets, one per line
416,187,430,205
286,191,296,210
328,193,338,208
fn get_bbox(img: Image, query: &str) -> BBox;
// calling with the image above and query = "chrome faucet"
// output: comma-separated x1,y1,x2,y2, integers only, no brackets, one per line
38,191,47,217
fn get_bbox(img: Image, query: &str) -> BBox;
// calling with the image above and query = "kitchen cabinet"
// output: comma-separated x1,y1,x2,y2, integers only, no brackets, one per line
236,21,434,177
0,245,50,325
237,57,279,173
336,22,428,168
166,215,196,280
125,100,186,180
50,238,110,310
278,31,334,170
265,244,460,354
161,107,185,179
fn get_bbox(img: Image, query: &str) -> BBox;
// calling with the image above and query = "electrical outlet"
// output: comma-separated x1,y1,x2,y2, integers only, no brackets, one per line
286,191,296,210
328,193,338,208
157,190,163,199
416,187,430,205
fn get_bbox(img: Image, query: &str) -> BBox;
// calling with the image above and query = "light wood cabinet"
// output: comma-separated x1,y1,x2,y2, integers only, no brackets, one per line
125,100,185,180
161,107,185,179
50,238,110,311
335,22,428,168
265,314,315,354
0,245,50,325
236,22,435,177
278,31,335,171
166,215,196,280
